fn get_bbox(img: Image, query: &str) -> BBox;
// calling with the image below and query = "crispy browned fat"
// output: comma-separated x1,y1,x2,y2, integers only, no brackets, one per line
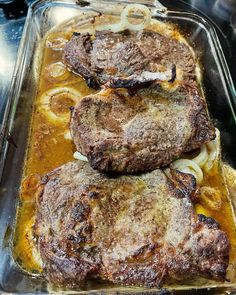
34,160,229,288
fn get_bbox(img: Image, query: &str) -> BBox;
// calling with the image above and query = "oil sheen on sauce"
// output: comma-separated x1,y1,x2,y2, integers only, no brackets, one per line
13,19,236,284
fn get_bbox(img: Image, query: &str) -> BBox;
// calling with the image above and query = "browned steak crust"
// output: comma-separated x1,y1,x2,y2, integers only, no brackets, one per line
34,161,229,288
63,30,195,88
70,87,215,173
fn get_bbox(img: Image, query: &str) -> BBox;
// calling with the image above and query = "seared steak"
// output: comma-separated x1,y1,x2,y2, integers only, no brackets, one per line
70,87,215,173
63,30,195,88
34,160,229,288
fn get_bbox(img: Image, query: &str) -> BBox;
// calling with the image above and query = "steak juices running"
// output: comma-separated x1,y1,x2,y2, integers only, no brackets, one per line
29,8,232,290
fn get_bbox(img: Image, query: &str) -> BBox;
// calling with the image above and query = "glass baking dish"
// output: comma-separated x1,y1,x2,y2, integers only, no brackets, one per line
0,0,236,293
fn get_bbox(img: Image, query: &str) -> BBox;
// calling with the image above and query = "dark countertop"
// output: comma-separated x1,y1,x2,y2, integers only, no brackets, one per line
0,0,235,125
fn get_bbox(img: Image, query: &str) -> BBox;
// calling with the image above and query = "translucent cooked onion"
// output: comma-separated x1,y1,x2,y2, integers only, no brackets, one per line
46,35,68,51
38,87,82,124
192,144,208,168
172,130,220,184
121,4,151,31
199,186,222,211
172,159,203,184
204,128,220,174
64,130,72,140
73,151,88,162
96,4,151,32
44,62,69,81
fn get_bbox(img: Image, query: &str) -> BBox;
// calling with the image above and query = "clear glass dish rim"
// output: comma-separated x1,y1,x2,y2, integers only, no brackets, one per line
0,0,236,293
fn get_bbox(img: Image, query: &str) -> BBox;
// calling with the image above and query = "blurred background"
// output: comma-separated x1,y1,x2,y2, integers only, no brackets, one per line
0,0,236,124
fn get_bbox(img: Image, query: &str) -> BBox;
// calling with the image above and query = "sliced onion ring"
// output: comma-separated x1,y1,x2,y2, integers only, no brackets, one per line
45,62,69,81
96,4,151,33
120,4,151,31
192,144,208,168
38,87,82,124
46,36,68,51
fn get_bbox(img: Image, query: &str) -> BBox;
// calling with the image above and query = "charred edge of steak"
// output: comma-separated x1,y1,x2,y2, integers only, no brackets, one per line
86,77,100,89
166,169,198,201
198,214,220,230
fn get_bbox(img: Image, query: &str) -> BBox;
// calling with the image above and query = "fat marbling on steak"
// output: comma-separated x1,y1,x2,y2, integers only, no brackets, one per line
34,160,230,288
63,29,195,88
70,87,215,173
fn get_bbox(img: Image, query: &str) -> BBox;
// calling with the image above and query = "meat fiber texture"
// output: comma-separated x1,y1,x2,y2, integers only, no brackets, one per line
34,161,229,289
70,87,215,173
63,30,195,89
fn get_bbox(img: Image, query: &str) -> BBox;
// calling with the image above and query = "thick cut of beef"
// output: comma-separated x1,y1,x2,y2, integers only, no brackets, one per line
34,160,229,288
70,87,215,173
63,30,195,88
